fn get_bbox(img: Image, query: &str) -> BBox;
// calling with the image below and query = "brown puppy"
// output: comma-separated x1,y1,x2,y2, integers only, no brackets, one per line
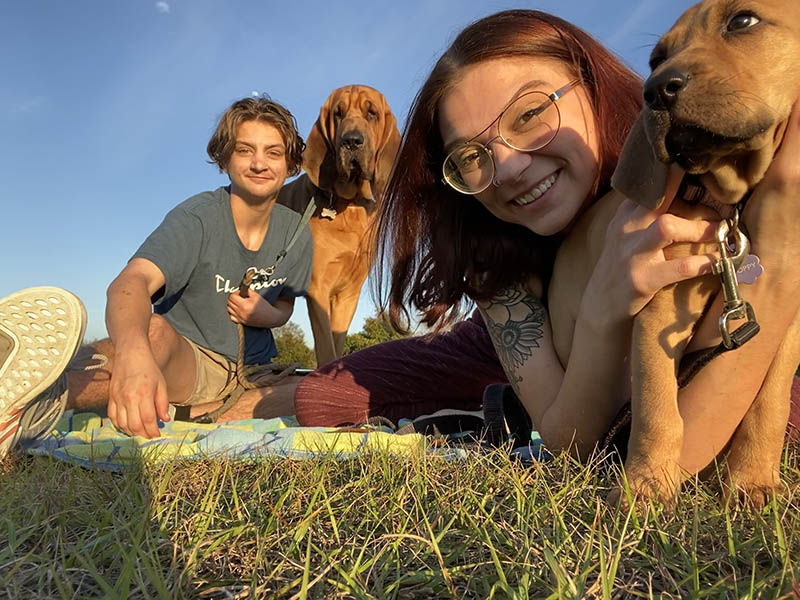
279,86,400,367
548,0,800,506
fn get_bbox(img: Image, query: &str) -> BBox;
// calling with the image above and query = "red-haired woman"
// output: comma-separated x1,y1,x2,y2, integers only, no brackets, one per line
295,9,800,473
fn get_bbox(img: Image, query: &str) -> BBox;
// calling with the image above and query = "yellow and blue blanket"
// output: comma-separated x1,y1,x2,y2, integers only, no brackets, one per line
25,410,471,470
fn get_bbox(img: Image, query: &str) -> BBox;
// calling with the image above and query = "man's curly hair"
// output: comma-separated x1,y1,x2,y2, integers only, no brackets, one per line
207,96,305,176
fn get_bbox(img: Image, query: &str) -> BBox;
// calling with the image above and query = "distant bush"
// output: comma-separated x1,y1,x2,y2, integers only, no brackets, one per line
344,313,408,355
272,322,316,368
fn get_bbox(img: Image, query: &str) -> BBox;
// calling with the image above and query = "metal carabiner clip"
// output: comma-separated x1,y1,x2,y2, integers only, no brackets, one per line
711,217,759,349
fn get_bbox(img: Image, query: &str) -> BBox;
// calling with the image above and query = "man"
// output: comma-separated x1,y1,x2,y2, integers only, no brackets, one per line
0,96,313,452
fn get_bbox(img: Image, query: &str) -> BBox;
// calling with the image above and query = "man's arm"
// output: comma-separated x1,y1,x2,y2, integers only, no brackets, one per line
105,257,170,438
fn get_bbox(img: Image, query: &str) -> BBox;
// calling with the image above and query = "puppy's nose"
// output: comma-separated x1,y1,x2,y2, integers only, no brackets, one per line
643,67,688,110
341,130,364,149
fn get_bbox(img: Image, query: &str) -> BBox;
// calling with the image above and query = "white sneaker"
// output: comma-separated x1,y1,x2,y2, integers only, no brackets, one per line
0,287,86,457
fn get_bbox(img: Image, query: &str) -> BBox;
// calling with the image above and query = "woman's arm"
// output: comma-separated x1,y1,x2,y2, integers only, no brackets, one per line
478,285,631,457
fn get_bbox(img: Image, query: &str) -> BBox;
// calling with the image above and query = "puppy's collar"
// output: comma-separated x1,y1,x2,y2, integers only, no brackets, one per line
678,179,739,220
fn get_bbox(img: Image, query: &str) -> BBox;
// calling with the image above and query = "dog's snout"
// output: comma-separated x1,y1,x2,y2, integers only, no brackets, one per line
341,130,364,149
643,67,688,111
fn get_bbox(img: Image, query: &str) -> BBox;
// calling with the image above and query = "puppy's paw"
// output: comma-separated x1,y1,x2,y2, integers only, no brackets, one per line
726,479,786,511
605,486,630,510
725,462,784,510
606,476,678,510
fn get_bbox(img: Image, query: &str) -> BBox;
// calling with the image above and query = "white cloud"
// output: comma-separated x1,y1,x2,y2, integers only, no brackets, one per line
155,1,170,14
10,96,47,116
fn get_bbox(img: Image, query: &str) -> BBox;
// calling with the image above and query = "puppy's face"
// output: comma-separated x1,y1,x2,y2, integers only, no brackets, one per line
329,86,387,185
643,0,800,201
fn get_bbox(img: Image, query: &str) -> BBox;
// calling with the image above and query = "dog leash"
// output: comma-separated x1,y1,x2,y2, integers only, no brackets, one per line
186,196,318,424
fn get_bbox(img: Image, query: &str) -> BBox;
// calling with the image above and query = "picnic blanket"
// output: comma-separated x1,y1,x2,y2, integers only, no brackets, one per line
25,410,501,470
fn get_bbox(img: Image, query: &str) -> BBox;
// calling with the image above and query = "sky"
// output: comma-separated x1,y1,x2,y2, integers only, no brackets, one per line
0,0,698,346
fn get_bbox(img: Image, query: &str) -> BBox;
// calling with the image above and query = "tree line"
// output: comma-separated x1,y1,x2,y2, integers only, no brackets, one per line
272,313,408,368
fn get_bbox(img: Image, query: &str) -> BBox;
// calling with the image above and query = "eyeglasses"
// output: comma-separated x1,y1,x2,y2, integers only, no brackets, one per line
442,79,580,194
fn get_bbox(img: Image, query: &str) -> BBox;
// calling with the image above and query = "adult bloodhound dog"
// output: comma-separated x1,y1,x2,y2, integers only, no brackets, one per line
548,0,800,507
279,85,400,367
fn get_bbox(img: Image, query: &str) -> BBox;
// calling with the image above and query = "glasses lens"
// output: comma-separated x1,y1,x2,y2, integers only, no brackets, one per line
443,143,494,193
499,91,561,151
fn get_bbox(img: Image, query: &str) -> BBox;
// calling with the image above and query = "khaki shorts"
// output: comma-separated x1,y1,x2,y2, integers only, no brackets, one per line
178,337,237,406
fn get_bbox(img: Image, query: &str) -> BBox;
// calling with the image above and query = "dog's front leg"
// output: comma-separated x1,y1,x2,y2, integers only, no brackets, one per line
306,292,337,368
724,308,800,508
609,289,685,506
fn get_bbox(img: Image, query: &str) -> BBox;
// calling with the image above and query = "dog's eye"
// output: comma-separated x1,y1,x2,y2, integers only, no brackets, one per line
649,55,666,71
366,108,379,120
334,105,344,119
727,12,760,32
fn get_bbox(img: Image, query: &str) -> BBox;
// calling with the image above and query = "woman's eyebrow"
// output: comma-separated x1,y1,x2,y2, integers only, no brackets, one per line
511,79,551,98
441,79,553,152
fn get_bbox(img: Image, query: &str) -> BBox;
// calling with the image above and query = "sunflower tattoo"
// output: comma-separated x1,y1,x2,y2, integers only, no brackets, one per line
482,288,546,393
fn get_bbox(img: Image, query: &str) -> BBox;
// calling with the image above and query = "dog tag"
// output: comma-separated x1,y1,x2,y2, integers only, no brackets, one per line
320,207,337,220
736,254,764,285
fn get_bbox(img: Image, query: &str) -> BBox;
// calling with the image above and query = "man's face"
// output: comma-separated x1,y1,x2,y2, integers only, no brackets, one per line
225,120,289,205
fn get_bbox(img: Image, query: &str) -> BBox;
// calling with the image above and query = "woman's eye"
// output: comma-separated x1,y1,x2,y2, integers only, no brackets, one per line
519,105,545,123
727,13,760,32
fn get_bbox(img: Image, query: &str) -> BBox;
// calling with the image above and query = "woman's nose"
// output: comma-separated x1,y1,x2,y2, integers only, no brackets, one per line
490,140,530,186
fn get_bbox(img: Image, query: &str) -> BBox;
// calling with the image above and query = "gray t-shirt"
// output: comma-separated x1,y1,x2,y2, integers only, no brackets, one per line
132,186,313,364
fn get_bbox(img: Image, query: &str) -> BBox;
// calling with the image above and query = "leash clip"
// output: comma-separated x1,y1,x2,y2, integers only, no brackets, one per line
711,216,759,349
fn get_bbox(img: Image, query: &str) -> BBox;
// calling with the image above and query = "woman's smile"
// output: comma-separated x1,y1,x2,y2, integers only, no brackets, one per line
512,170,560,206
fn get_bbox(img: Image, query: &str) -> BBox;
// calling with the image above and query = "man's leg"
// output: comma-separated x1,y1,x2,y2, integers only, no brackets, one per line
189,376,303,422
67,313,197,412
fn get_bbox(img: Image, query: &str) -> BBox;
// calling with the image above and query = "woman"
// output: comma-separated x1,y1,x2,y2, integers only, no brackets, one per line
295,10,800,474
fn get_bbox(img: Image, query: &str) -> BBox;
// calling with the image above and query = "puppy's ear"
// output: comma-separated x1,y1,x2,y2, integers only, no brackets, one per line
303,95,335,189
370,104,402,200
611,112,669,210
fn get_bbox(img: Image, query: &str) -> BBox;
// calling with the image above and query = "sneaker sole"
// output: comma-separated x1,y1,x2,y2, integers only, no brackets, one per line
0,287,87,455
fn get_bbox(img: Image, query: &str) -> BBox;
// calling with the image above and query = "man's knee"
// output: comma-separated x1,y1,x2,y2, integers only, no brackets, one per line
147,314,182,354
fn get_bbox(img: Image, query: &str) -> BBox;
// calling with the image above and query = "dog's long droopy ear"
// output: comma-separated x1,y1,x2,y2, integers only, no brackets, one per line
611,112,669,210
302,95,334,189
370,103,402,200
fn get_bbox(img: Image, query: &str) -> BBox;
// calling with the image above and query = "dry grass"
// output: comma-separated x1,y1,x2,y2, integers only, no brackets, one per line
1,441,798,599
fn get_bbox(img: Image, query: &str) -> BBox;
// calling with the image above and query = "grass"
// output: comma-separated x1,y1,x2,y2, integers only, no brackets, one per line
1,441,798,599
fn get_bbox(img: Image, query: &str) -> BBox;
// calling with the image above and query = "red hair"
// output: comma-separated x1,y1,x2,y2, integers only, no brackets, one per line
374,9,643,331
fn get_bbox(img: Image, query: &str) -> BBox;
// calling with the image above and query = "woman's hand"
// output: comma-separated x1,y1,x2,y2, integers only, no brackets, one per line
583,167,719,329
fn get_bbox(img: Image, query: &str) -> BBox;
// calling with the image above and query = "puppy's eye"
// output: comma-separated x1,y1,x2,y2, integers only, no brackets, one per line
727,12,760,31
366,107,379,120
334,105,344,119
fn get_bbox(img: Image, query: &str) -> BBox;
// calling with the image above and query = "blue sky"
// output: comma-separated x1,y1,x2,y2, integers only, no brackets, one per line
1,0,697,345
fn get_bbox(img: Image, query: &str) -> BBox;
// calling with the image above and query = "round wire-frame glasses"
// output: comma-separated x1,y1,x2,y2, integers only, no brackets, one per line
442,79,580,194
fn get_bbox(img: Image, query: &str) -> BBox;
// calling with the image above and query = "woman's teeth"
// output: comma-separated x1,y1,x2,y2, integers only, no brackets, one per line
514,173,558,206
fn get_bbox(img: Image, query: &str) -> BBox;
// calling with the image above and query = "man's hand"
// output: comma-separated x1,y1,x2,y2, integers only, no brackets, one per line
227,292,294,329
106,347,170,439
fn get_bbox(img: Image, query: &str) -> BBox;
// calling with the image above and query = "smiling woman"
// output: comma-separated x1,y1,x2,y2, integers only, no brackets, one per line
293,8,800,477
